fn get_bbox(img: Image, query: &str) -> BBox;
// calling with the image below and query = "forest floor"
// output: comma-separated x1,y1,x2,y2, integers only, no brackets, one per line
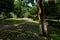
0,18,60,40
0,18,40,40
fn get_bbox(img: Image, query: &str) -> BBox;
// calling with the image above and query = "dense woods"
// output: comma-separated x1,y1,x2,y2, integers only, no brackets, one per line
0,0,60,40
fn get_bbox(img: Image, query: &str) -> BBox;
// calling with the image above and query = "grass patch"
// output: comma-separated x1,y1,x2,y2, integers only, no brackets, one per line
3,20,24,23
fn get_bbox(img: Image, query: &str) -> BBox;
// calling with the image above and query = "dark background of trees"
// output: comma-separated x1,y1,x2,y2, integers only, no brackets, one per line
0,0,60,20
0,0,60,28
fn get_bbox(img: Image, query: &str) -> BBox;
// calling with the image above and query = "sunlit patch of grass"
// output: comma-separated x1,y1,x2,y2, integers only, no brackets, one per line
2,18,24,23
4,18,23,20
3,20,24,23
3,18,39,23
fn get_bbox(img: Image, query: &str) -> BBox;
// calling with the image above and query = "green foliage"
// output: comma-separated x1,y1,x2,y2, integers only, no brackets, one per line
0,0,36,18
3,20,24,24
0,0,14,12
14,0,37,19
0,0,14,20
28,6,38,20
14,0,29,18
44,0,60,20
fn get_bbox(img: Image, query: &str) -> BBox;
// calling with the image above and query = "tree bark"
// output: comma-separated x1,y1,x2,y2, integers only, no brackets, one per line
36,0,48,37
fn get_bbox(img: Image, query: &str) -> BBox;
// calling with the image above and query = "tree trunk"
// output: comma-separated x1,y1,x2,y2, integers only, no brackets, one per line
36,0,48,37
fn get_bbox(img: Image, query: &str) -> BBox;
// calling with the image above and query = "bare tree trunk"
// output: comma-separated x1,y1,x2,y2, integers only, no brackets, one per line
36,0,48,37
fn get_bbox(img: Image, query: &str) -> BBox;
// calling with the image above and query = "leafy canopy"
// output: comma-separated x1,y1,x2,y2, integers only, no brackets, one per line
0,0,14,12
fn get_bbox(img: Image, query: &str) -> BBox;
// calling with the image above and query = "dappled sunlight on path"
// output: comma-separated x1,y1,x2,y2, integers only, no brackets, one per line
0,18,40,40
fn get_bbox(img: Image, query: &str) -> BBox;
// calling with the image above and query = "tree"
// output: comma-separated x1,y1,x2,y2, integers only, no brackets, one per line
28,5,38,20
0,0,14,18
14,0,30,18
0,0,14,12
36,0,48,37
46,0,60,25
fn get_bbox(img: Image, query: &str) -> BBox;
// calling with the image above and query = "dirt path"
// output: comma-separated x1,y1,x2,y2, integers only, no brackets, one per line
0,18,40,40
0,19,39,34
0,21,29,31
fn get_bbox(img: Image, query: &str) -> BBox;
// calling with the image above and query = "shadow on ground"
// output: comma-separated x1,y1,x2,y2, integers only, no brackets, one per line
0,20,60,40
0,20,41,40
